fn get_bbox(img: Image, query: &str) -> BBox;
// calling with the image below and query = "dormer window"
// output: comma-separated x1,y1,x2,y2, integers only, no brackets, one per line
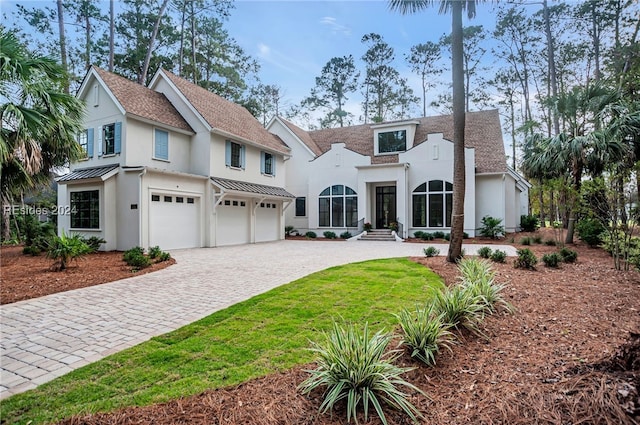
378,130,406,153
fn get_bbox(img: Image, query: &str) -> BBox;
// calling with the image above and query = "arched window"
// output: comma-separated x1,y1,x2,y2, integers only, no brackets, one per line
319,185,358,227
412,180,453,228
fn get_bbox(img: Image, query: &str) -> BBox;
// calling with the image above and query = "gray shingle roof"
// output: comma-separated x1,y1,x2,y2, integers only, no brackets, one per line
210,177,295,198
302,110,507,173
57,164,119,182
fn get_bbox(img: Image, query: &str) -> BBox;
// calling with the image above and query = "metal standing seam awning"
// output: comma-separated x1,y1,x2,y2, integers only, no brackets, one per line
56,164,120,183
210,176,296,211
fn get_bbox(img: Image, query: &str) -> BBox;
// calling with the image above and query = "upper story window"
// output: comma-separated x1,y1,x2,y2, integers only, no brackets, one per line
154,129,169,161
261,151,275,176
378,130,406,154
225,140,245,169
77,128,94,158
101,122,121,156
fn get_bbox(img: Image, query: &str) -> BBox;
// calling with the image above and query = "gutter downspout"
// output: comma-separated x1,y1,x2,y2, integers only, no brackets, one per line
138,168,147,248
502,173,506,233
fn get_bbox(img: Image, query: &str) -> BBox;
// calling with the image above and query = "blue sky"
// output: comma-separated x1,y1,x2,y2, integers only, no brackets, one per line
226,0,503,117
1,0,531,120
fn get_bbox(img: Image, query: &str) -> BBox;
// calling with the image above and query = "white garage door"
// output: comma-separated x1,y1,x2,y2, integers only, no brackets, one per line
149,193,200,250
256,201,279,242
216,198,250,246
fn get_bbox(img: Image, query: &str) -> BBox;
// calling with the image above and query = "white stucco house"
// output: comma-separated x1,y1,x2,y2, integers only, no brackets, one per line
58,67,529,250
57,66,294,251
267,110,530,238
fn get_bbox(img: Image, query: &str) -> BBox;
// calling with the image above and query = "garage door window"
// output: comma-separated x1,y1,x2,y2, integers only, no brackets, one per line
70,190,99,229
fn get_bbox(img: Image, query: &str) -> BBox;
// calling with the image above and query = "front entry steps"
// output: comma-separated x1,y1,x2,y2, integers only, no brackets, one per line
359,229,397,242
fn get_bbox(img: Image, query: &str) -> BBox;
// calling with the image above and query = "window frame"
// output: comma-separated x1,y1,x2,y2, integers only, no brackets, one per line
70,190,100,230
377,130,407,154
262,151,274,176
412,180,453,228
295,197,306,217
318,185,358,228
103,123,116,156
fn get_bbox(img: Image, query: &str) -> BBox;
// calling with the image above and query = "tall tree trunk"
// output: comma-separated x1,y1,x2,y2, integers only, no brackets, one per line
139,0,171,85
421,74,427,117
56,0,69,93
109,0,114,72
510,91,516,169
84,11,91,70
178,1,186,76
447,1,466,263
542,0,559,135
191,1,197,84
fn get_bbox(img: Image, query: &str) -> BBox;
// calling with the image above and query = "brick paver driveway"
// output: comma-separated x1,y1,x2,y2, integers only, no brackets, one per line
0,240,516,399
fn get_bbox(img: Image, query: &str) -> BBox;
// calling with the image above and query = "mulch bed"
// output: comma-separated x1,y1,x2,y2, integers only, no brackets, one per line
0,245,175,304
4,231,640,424
58,231,640,425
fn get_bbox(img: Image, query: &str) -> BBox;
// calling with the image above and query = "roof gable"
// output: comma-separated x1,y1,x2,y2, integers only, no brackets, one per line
298,110,507,173
156,69,290,155
85,67,193,133
273,117,323,156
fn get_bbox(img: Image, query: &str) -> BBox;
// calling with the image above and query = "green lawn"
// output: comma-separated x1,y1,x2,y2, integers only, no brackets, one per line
1,258,443,424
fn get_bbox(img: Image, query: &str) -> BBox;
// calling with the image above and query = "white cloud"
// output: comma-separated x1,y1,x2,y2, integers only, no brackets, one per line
257,43,271,58
319,16,351,36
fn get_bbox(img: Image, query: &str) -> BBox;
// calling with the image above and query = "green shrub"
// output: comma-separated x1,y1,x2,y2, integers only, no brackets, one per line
395,304,454,366
123,247,151,269
413,231,425,239
479,216,505,239
148,246,162,259
47,232,92,271
490,249,507,263
340,231,352,239
477,246,492,259
463,232,469,239
559,247,578,263
421,232,434,241
544,239,557,246
532,235,543,244
82,236,106,252
433,285,485,334
514,248,537,270
576,218,605,247
444,233,450,241
459,258,513,314
520,215,540,232
23,245,42,256
423,246,440,257
299,322,423,425
542,252,561,268
432,231,445,239
156,251,171,262
520,237,531,245
305,231,317,239
285,225,296,236
323,231,337,239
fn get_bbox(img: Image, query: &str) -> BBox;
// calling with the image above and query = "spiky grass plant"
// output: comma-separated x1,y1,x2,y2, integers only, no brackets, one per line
457,257,494,285
395,304,454,366
458,258,514,315
433,285,485,334
299,322,423,425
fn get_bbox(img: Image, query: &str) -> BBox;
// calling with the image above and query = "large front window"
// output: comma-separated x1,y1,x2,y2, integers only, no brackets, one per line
412,180,453,228
70,190,100,229
319,185,357,227
378,130,406,153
